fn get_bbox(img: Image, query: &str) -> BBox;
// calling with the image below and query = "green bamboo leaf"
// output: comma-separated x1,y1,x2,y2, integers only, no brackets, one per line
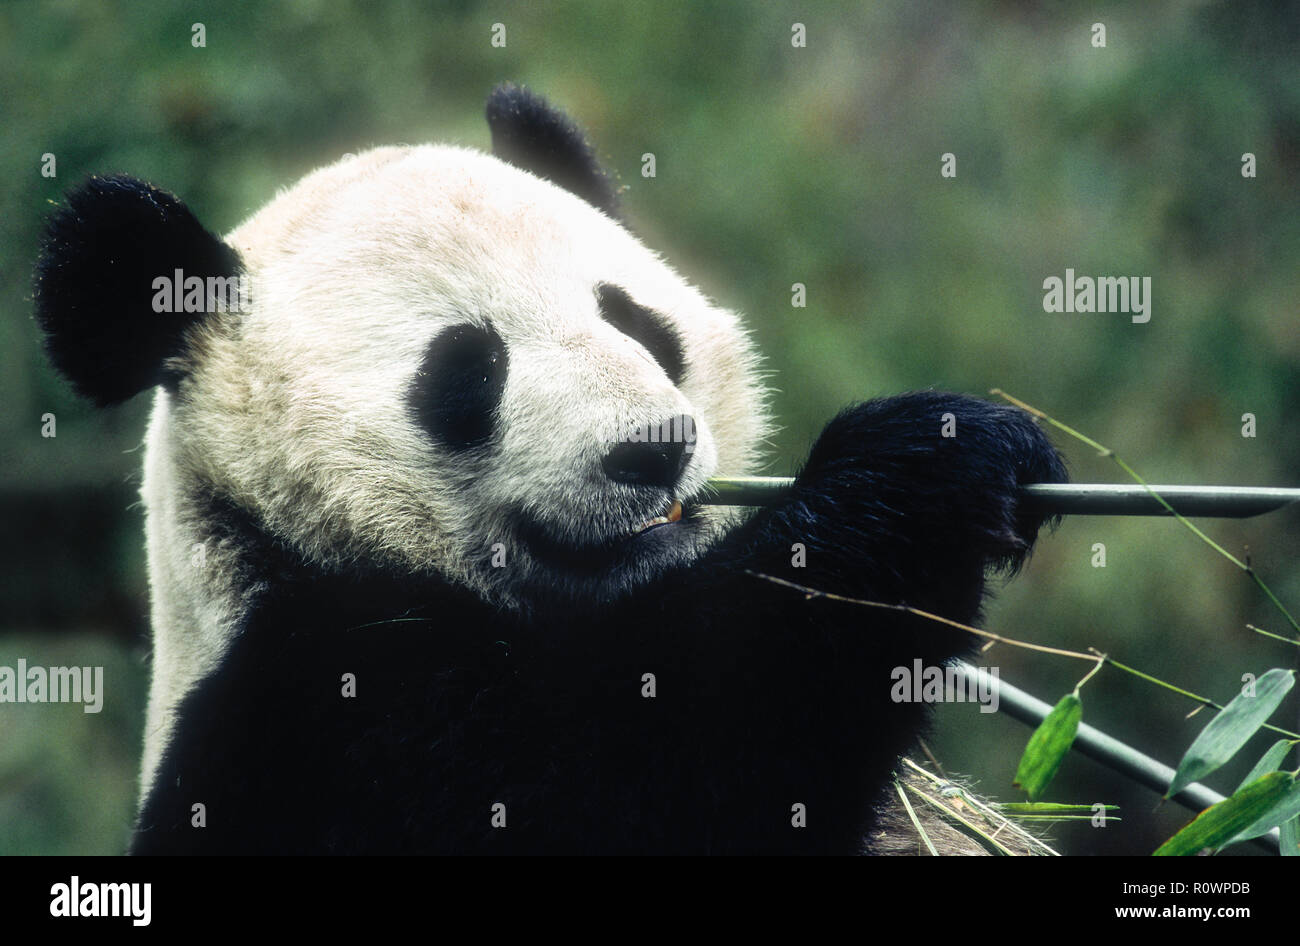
1154,771,1293,856
1166,669,1295,799
1235,739,1293,792
1227,778,1300,845
1014,693,1082,802
1281,816,1300,856
1008,815,1122,822
999,803,1118,814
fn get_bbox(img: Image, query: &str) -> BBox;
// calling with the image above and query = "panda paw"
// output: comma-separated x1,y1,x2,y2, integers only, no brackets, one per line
796,391,1068,573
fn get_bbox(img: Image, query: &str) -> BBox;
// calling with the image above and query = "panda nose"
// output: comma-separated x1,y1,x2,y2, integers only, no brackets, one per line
602,415,694,489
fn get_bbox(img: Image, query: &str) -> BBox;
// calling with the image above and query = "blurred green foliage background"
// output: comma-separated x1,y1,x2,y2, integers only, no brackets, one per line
2,0,1298,856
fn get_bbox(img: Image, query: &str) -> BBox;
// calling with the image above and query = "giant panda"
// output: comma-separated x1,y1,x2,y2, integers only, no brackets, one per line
34,85,1065,855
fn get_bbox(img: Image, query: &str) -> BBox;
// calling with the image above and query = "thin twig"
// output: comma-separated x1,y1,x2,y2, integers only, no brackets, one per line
744,570,1098,661
1249,624,1300,647
1091,648,1300,741
1074,654,1106,693
745,569,1300,741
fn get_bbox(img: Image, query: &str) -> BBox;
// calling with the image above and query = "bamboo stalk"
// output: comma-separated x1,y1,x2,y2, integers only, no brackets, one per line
701,477,1300,518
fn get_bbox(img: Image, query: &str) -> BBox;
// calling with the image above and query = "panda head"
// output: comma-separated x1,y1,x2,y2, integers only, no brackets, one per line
34,86,771,612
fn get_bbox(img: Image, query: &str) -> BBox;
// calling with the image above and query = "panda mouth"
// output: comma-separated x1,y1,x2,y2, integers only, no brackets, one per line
629,499,683,536
514,497,694,571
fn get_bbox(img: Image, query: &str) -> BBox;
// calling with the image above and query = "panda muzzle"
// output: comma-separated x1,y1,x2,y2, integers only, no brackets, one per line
630,499,683,536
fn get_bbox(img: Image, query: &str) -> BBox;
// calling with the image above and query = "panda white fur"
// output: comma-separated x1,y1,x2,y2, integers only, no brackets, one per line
34,85,1065,854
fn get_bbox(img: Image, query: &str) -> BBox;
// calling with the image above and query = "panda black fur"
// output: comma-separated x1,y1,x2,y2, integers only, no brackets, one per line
34,85,1065,855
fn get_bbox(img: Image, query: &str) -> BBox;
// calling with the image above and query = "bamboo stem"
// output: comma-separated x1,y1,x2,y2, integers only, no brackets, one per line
702,477,1300,518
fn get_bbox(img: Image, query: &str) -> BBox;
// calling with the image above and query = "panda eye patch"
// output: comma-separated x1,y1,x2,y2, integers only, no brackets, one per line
596,284,685,386
407,323,508,449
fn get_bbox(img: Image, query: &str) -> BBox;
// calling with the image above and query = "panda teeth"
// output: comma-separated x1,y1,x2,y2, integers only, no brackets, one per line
631,500,683,535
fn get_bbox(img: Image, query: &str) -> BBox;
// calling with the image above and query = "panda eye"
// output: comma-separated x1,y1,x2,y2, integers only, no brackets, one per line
596,284,686,386
407,324,508,449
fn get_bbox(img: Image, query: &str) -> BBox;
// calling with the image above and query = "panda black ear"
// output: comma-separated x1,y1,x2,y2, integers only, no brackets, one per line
33,175,242,406
487,83,621,218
